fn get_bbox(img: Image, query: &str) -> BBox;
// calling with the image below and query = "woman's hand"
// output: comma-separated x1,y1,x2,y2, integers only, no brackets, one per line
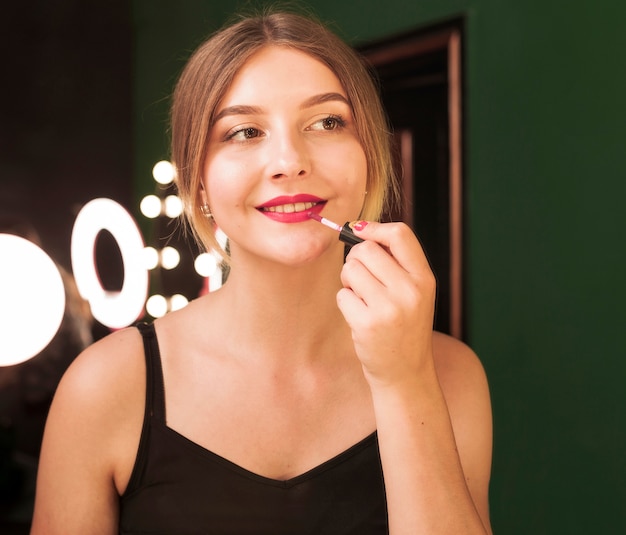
336,220,437,388
338,221,492,534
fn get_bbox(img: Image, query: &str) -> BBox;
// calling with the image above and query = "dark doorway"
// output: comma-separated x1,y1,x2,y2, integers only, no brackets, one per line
360,22,465,339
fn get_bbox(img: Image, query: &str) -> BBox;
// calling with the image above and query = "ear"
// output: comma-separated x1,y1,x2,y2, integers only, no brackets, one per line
199,184,209,205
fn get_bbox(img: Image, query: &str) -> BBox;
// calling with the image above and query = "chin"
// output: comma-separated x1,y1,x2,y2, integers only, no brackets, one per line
261,239,341,268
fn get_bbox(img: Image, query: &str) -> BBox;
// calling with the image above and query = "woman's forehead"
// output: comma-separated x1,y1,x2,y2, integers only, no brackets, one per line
218,46,347,109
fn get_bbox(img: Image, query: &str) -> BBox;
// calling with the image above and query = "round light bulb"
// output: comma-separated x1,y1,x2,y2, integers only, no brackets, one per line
0,234,66,366
164,195,183,218
160,246,180,270
152,160,176,185
146,294,168,318
170,294,189,311
194,252,218,277
140,195,162,219
142,246,159,270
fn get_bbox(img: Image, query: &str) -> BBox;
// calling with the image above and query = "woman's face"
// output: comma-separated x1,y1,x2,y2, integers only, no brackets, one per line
202,45,367,266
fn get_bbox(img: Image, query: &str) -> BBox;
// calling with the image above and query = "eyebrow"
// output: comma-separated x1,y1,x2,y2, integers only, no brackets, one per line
212,92,350,123
300,92,350,109
212,105,262,123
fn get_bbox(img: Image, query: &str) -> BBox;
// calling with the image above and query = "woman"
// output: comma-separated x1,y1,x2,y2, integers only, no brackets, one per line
31,9,492,534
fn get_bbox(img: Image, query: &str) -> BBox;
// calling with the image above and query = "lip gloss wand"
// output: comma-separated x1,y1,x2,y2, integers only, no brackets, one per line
307,212,364,247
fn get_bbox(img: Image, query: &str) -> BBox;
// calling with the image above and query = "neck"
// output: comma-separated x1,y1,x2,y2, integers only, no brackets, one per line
206,245,352,369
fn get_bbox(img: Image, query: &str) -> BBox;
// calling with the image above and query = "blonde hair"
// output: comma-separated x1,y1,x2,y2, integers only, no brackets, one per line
171,9,398,254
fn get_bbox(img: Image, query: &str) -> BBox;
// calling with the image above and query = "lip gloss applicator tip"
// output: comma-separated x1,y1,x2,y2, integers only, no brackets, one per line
307,212,364,247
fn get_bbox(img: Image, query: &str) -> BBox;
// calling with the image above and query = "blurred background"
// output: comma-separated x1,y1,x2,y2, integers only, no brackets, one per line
1,0,625,533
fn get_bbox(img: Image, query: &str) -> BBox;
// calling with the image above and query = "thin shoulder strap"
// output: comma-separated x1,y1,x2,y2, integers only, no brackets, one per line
122,322,166,498
136,322,167,424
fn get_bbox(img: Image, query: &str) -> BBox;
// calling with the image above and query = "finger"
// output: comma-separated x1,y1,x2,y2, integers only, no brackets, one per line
336,286,367,323
345,239,412,290
350,220,431,277
340,256,389,304
342,254,435,328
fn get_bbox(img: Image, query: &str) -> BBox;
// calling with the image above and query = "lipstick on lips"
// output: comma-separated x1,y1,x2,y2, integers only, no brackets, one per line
307,212,364,247
257,194,324,223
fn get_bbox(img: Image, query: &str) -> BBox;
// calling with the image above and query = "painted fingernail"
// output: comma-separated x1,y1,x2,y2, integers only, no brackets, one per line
350,220,368,231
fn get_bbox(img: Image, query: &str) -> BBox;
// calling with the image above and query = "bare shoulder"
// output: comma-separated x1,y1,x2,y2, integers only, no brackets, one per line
431,331,490,405
65,325,145,381
54,326,146,424
429,332,492,474
31,325,146,533
52,325,147,463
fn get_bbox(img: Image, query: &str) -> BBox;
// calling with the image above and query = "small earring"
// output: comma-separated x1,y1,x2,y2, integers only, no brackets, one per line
200,203,213,219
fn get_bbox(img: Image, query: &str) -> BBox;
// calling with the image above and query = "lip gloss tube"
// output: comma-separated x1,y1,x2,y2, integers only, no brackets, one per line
307,213,364,247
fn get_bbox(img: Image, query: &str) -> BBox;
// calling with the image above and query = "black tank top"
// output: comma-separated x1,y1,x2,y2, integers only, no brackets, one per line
119,322,388,534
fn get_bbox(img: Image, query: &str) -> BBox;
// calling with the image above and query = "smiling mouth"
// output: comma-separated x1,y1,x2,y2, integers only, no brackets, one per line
259,201,320,214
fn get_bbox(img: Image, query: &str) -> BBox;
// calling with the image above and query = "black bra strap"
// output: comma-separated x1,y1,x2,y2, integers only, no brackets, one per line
136,322,167,424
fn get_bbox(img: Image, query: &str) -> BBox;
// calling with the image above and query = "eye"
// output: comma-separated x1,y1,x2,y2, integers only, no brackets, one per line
226,126,262,142
309,114,346,132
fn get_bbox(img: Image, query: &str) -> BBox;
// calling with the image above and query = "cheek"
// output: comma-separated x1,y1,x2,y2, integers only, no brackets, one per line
330,144,368,217
203,155,248,205
342,143,368,190
204,180,241,233
321,136,367,177
205,178,239,218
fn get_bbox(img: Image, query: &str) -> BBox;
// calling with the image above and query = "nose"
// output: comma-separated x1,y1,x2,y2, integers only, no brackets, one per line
266,128,310,180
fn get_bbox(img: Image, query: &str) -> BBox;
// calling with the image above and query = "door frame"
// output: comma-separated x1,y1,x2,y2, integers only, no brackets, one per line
360,23,464,339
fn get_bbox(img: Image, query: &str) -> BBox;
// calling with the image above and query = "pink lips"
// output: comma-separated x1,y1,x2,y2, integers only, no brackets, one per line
257,194,325,223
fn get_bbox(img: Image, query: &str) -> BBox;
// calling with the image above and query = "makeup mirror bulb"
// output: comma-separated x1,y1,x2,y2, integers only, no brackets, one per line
194,252,218,277
160,246,180,270
152,160,176,185
146,294,167,318
164,195,183,218
170,294,189,311
142,246,159,270
140,195,162,219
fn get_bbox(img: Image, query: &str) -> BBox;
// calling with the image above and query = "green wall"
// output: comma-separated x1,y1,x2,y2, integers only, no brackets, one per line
132,1,626,532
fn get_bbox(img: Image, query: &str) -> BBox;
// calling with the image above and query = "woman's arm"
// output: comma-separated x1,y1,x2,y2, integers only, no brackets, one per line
370,334,492,534
30,328,144,535
337,221,492,534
